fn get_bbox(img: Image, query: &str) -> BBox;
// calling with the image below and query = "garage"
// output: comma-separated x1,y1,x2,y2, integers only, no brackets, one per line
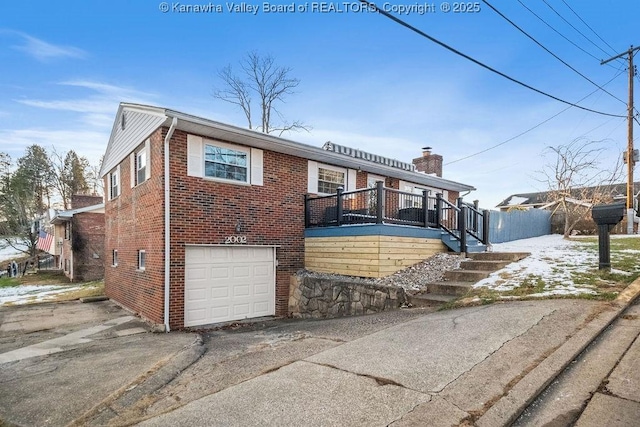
184,245,276,327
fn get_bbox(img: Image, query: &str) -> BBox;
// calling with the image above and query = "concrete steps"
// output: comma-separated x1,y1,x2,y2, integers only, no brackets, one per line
407,251,531,307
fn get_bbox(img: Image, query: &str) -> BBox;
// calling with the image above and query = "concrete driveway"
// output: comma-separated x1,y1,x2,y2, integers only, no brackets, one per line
0,300,198,427
1,289,638,427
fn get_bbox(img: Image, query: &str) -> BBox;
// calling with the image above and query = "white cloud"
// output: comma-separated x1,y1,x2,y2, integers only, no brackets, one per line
15,80,158,128
0,128,107,165
6,30,85,61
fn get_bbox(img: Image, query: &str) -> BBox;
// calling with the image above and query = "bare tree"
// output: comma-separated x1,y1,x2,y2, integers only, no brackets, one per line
538,138,623,237
213,52,310,136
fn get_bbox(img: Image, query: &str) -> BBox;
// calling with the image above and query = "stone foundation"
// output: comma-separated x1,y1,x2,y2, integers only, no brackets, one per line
289,274,407,319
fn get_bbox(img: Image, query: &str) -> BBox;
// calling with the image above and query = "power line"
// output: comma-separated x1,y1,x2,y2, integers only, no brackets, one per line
483,0,626,107
446,69,627,165
359,0,625,118
559,0,618,55
516,0,621,69
541,0,616,60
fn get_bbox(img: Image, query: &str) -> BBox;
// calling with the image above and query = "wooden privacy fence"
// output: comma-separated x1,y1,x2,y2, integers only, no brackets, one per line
489,209,551,244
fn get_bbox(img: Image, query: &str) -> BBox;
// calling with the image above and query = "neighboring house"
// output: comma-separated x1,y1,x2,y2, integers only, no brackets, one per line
50,195,105,282
496,183,640,211
496,183,640,234
100,103,477,330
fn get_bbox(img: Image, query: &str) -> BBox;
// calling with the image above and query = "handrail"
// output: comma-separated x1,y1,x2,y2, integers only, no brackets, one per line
304,185,490,253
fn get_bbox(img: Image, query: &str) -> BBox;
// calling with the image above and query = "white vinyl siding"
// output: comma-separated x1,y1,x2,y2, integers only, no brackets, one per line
101,108,165,178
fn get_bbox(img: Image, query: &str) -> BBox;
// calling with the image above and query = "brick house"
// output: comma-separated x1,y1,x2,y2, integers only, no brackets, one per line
50,195,105,282
100,103,476,331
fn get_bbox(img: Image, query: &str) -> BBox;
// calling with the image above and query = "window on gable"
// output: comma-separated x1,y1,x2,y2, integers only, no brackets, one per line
110,168,120,199
136,150,147,185
204,143,249,183
318,167,345,194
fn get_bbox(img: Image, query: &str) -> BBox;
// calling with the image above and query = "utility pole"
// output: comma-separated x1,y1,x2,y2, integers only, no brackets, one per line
602,46,639,234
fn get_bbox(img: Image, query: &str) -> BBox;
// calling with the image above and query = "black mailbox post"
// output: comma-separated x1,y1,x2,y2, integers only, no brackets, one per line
591,202,625,270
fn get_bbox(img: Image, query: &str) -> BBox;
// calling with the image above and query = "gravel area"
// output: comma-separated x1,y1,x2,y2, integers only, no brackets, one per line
298,252,464,293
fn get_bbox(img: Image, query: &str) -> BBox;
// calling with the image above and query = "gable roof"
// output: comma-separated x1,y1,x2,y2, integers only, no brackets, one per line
496,182,640,209
100,103,475,193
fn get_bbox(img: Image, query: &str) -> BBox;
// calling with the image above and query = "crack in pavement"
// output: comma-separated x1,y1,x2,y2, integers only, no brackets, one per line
436,308,559,396
308,360,421,392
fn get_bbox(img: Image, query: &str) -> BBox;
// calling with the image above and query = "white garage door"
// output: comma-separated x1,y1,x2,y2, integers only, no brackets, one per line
184,245,276,327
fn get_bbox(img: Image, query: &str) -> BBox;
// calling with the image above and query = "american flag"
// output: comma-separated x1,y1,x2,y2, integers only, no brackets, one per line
37,230,54,252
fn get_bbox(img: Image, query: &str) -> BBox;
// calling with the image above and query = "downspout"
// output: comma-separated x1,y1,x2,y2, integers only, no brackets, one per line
163,117,178,332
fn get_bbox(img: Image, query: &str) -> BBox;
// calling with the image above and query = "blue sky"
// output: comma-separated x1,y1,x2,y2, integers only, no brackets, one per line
1,1,636,207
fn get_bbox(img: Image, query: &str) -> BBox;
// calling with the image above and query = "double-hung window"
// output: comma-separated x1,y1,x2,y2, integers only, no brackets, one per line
109,168,120,199
187,134,263,186
317,167,345,194
136,150,147,185
204,143,249,183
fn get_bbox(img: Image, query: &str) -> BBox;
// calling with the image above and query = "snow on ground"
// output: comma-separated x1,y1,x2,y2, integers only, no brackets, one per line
0,239,27,263
0,285,83,305
475,234,602,297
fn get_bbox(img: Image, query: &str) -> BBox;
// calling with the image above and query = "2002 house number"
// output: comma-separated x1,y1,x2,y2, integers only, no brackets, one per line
225,235,247,244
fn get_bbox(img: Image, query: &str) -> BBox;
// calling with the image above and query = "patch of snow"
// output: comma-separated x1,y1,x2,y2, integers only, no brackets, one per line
0,285,82,305
0,239,28,263
474,234,602,296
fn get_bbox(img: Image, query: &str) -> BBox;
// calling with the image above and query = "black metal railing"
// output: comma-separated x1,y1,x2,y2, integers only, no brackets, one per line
304,181,491,252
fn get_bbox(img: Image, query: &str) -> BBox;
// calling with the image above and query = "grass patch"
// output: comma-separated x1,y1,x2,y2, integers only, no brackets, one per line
46,281,105,302
18,270,67,285
0,277,20,288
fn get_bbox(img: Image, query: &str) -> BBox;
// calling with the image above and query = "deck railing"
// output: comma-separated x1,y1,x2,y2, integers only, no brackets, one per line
304,181,490,252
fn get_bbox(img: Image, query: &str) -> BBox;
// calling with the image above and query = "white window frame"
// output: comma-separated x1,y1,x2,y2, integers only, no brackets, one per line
204,140,250,184
187,135,263,186
112,249,118,267
317,165,346,195
136,150,147,185
131,139,151,187
308,162,353,195
137,250,146,271
109,166,120,199
367,173,385,189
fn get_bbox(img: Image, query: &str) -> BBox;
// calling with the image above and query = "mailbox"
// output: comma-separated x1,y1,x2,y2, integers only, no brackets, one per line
591,202,625,226
591,202,625,270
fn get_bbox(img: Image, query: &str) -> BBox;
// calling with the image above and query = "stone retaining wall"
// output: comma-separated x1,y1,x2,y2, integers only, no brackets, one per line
289,274,407,319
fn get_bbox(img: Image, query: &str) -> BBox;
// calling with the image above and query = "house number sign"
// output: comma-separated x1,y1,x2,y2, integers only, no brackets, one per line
224,235,247,244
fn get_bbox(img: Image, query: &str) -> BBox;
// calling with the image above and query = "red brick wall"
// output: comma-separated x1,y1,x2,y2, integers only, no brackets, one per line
71,194,103,209
103,125,467,329
166,129,307,329
104,130,166,325
71,212,105,281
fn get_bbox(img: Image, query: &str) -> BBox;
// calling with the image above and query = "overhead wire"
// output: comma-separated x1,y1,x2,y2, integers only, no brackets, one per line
541,0,618,60
445,68,627,165
358,0,625,118
559,0,618,55
483,0,626,107
516,0,621,69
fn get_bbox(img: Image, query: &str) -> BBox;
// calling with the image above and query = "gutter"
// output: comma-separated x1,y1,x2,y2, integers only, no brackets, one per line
163,116,178,332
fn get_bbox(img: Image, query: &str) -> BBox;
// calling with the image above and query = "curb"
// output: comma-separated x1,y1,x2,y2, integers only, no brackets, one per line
476,278,640,427
69,335,206,427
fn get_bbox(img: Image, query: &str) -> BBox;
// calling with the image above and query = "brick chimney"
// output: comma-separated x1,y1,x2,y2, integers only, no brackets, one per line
412,147,443,177
71,194,104,209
